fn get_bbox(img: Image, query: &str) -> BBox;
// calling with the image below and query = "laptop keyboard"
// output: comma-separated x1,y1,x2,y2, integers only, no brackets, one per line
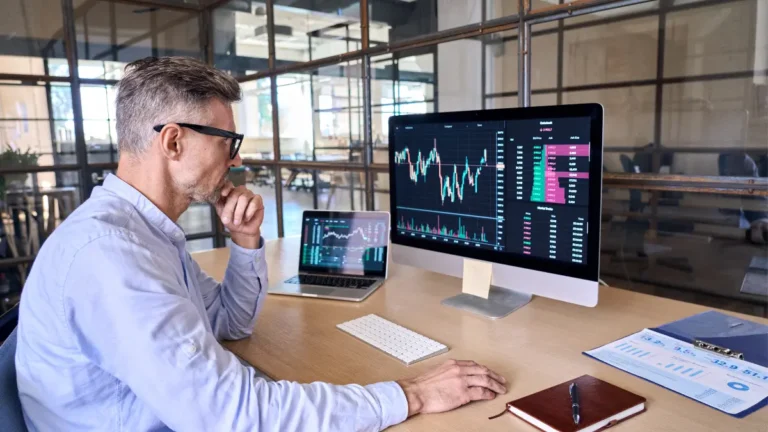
285,275,378,289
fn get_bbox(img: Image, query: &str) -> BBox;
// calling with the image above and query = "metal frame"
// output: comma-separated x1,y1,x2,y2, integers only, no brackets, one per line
1,0,766,273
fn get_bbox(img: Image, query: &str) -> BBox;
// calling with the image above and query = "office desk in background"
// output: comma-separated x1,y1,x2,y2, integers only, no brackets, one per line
192,239,768,432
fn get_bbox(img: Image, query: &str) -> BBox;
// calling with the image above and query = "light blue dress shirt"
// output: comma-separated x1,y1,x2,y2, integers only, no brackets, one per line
15,174,407,431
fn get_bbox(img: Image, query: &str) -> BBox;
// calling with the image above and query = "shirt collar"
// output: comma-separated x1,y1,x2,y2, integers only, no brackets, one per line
99,174,186,244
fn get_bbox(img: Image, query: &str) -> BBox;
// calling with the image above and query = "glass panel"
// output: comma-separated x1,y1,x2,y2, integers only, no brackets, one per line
213,1,268,76
665,0,758,78
0,170,81,258
564,1,659,25
485,30,517,96
272,1,362,65
77,1,201,65
487,95,518,109
81,84,118,164
371,51,435,152
242,165,278,240
369,0,529,43
507,0,560,29
275,63,364,162
0,0,68,76
563,86,656,174
531,93,558,106
281,170,366,237
178,203,214,235
0,83,76,168
235,79,273,160
563,15,658,87
601,188,767,318
484,27,560,95
186,238,214,253
374,190,389,212
661,78,766,176
485,94,558,109
438,39,483,112
78,60,129,80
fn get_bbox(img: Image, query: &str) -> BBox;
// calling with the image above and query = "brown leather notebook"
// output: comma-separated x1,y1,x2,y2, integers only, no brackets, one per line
491,375,646,432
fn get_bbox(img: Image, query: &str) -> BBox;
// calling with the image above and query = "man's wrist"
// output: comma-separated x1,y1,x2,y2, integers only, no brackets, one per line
230,231,261,250
397,379,423,417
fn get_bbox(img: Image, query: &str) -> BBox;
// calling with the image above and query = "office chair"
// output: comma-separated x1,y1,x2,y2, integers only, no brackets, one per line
0,305,27,431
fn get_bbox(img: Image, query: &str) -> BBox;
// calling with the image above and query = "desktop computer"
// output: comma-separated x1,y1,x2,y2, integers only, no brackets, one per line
388,104,604,317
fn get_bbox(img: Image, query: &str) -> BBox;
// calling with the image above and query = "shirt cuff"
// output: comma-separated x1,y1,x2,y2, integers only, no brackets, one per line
228,236,266,266
365,381,409,430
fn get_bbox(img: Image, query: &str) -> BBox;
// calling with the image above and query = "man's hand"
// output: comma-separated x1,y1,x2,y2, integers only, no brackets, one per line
748,219,768,245
397,359,507,417
215,182,264,249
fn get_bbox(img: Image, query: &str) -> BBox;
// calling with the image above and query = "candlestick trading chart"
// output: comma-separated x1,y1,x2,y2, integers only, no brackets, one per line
392,116,592,264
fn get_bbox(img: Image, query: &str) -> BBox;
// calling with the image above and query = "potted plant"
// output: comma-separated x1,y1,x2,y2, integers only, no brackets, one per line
0,146,39,198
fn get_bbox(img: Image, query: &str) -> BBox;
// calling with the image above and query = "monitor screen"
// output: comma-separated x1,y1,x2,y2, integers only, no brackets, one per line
299,211,390,277
389,104,602,281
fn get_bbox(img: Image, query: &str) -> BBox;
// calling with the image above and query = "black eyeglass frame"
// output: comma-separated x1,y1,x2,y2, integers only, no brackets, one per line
153,123,244,159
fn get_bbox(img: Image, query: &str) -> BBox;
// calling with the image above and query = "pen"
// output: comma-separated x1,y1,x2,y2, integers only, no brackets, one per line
569,382,580,425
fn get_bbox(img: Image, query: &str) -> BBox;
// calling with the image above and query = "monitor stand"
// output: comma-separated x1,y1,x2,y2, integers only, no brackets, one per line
441,259,532,319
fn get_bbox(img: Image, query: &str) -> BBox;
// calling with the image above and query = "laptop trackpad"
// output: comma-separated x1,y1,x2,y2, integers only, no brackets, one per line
301,286,337,296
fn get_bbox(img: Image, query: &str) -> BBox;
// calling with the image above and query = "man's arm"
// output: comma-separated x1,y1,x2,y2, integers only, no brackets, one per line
64,234,407,432
191,238,268,340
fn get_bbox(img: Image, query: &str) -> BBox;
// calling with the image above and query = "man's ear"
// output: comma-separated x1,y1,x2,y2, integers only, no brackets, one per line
157,123,184,161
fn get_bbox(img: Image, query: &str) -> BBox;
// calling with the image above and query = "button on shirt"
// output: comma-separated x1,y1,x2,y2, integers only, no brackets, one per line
15,174,407,431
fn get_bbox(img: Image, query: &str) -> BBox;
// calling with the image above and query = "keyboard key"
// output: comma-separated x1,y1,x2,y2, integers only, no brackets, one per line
286,275,377,289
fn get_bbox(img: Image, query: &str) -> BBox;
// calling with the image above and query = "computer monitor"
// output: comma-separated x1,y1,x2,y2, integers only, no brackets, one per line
388,104,603,316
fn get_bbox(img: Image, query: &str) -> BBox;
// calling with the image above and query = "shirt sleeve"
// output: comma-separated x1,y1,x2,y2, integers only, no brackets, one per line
63,234,408,432
190,237,268,340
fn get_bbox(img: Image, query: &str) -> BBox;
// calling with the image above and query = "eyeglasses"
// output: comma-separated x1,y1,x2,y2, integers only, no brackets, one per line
153,123,244,159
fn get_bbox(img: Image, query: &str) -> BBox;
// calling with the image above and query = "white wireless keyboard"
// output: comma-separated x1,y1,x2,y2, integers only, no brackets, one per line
337,314,449,365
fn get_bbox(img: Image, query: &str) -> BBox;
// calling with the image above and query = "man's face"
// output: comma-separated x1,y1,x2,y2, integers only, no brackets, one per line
174,99,241,204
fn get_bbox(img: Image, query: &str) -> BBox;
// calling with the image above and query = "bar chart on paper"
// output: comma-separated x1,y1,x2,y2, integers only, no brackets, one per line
662,363,704,378
614,342,652,359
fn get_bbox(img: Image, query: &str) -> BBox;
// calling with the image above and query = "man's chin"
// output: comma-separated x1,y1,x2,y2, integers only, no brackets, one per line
204,189,222,205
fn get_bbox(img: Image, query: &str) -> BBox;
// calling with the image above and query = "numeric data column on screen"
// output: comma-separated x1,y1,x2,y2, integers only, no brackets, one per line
572,216,586,264
509,203,590,263
547,212,557,259
514,139,524,201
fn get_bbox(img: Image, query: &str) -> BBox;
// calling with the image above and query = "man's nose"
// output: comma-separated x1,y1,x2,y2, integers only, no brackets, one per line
230,152,243,168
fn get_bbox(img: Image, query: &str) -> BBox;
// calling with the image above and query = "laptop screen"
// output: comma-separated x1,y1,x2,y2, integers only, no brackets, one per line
298,211,390,277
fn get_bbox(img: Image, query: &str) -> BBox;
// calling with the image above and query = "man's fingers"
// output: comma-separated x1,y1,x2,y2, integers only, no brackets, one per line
464,375,507,395
232,194,250,225
467,387,497,401
220,181,235,198
451,360,478,367
220,191,240,224
459,365,507,384
244,197,262,222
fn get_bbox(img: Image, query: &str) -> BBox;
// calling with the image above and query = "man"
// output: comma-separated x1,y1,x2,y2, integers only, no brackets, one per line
15,57,506,431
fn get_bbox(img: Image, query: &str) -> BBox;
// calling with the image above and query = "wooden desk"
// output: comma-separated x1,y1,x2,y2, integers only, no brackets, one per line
193,239,768,431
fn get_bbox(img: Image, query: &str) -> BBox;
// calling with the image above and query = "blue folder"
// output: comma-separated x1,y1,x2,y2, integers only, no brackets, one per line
585,310,768,418
652,310,768,369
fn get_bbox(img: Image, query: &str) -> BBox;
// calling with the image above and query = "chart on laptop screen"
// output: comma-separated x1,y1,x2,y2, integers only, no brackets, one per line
300,216,387,273
393,116,592,265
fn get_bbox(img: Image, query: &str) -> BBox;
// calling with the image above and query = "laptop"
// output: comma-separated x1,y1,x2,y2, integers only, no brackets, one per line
268,210,390,302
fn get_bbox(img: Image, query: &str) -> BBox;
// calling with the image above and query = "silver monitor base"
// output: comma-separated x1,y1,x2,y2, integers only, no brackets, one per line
441,286,532,319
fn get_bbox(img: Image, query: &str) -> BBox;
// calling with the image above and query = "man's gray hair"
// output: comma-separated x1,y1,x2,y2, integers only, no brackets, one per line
116,57,241,154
